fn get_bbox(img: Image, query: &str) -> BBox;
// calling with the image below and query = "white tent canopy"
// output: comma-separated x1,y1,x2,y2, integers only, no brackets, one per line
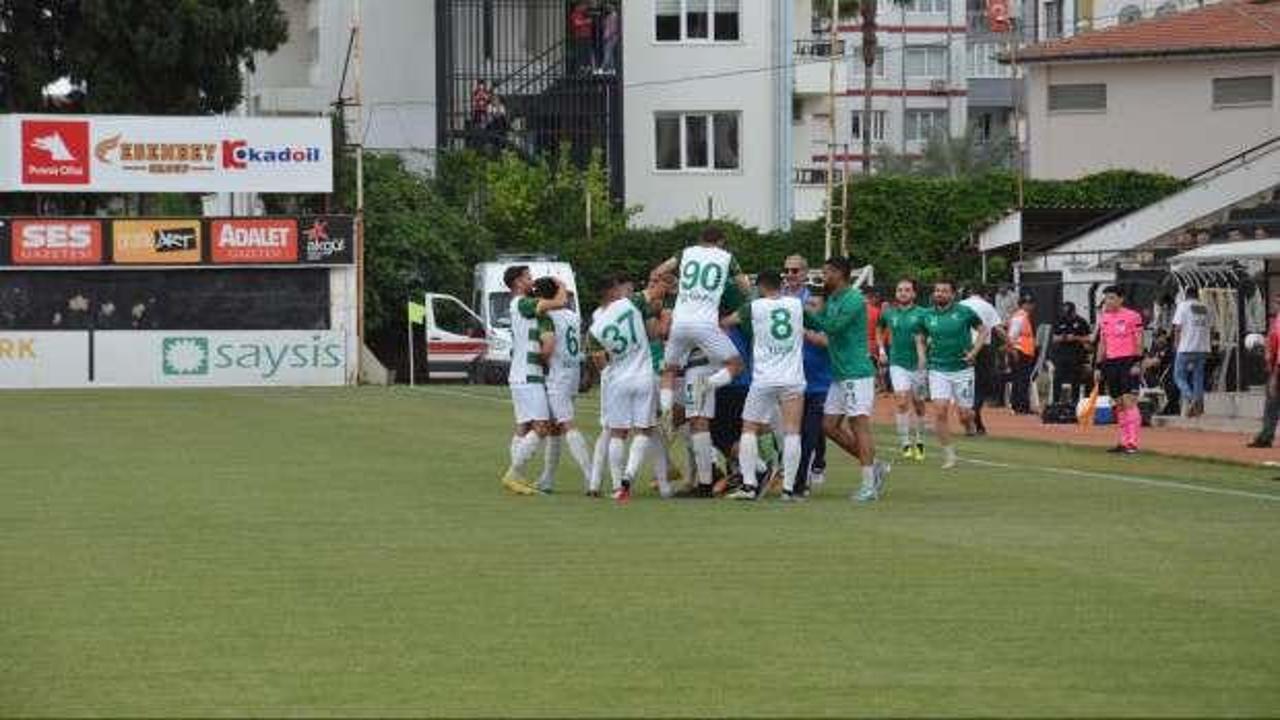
1169,238,1280,267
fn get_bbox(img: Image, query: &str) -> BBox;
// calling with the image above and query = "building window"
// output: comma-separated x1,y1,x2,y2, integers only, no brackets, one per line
655,112,740,171
1118,5,1142,23
905,46,949,79
904,0,948,12
905,110,947,141
1213,76,1273,108
1048,83,1107,112
850,46,887,78
966,41,1010,78
851,110,887,142
656,0,740,42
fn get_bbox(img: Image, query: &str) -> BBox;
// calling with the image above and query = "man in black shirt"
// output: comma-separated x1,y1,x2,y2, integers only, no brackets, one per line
1050,302,1091,404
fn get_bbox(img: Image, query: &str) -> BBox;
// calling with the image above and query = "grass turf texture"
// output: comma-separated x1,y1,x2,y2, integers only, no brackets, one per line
2,386,1278,717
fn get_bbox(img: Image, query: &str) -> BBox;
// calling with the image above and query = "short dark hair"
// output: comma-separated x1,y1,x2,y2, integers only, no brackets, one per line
756,269,782,290
824,255,852,279
897,277,918,293
533,276,558,300
700,225,726,246
1102,285,1124,297
1020,293,1036,305
503,265,529,290
1062,301,1077,314
934,279,956,292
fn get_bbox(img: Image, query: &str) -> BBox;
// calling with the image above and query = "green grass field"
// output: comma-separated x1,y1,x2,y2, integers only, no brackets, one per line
2,386,1278,717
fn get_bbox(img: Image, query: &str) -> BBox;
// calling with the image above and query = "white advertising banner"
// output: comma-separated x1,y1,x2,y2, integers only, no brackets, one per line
0,332,90,388
0,114,331,193
94,331,347,387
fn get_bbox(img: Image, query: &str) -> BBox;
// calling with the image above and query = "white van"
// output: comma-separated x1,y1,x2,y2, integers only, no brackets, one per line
422,255,579,383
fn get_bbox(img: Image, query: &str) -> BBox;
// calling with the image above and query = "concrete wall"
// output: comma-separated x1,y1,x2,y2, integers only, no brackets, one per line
623,0,780,229
1027,55,1280,179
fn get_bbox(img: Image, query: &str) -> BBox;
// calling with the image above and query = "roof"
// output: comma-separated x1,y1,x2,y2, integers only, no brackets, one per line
1170,238,1280,265
1017,0,1280,63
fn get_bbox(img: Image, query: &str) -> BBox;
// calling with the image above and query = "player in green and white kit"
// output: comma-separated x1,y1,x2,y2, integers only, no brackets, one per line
803,256,888,502
500,265,568,495
876,278,929,462
651,226,749,489
531,277,595,494
725,270,807,502
923,279,986,469
587,274,668,503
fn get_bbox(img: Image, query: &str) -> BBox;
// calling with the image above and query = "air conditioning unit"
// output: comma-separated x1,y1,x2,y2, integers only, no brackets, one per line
929,79,948,93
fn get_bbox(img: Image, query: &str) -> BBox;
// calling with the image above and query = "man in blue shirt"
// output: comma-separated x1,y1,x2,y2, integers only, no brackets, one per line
783,255,830,495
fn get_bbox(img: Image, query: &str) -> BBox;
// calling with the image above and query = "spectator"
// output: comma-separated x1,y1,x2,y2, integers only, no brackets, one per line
600,3,620,74
1171,292,1213,417
569,2,595,74
1247,291,1280,448
485,94,509,151
960,286,1006,435
470,80,491,126
782,254,829,494
1050,302,1091,404
1006,294,1037,414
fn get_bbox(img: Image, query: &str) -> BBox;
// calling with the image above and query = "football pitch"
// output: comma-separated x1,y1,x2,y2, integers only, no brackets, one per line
2,387,1278,717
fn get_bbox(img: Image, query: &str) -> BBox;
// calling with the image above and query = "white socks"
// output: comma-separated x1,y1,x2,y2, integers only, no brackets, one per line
895,412,910,447
738,432,759,489
590,430,609,493
626,434,651,484
914,415,927,445
566,430,593,486
708,368,733,389
860,465,876,491
538,435,561,490
509,433,521,467
691,431,714,487
659,387,674,413
608,437,626,491
509,431,541,475
782,434,800,493
650,437,671,497
680,425,696,480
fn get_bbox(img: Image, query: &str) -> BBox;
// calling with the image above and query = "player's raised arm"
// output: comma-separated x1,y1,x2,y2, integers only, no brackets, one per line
534,279,569,315
653,255,679,279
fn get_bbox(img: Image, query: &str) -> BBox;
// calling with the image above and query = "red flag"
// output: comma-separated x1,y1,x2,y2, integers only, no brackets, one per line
986,0,1011,32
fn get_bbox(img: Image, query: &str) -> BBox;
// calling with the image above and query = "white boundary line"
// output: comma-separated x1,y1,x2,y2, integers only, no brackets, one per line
413,385,1280,504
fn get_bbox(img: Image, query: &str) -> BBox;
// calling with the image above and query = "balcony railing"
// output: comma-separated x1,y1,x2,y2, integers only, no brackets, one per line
794,38,847,58
794,167,846,186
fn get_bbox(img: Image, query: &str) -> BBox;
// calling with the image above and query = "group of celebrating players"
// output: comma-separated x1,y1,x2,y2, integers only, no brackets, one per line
498,225,990,504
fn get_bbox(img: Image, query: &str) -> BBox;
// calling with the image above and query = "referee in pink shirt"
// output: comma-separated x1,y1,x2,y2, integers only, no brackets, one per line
1093,286,1145,454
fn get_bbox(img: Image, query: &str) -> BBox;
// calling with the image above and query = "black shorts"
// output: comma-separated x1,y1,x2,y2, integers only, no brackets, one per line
1100,357,1141,398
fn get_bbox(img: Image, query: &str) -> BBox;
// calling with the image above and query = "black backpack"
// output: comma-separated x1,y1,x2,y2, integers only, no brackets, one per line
1041,402,1077,424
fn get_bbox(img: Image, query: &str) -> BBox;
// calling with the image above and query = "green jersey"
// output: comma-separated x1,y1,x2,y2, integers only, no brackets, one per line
924,302,983,372
804,287,875,381
878,304,927,369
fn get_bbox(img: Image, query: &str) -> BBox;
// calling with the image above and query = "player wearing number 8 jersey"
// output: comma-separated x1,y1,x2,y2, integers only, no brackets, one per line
587,274,667,502
724,271,807,502
923,280,986,470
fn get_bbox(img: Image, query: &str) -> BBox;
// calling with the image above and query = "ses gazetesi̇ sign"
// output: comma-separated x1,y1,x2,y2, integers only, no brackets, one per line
0,114,332,193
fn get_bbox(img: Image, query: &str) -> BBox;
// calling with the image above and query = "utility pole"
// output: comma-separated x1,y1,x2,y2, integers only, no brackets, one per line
353,0,366,379
823,0,841,261
1009,15,1025,262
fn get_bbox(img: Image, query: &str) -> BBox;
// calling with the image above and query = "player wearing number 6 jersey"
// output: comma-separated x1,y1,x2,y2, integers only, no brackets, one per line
531,277,594,494
723,270,806,502
587,274,666,503
651,226,750,491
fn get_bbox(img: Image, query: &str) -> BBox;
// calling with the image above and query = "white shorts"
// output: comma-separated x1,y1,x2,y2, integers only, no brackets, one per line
824,378,876,418
889,365,928,396
511,383,550,424
664,322,739,370
929,368,976,410
547,382,578,423
604,381,656,430
682,364,719,418
743,384,805,425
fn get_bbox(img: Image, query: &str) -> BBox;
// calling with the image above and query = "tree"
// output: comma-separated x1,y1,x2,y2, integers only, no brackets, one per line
0,0,73,111
64,0,288,113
